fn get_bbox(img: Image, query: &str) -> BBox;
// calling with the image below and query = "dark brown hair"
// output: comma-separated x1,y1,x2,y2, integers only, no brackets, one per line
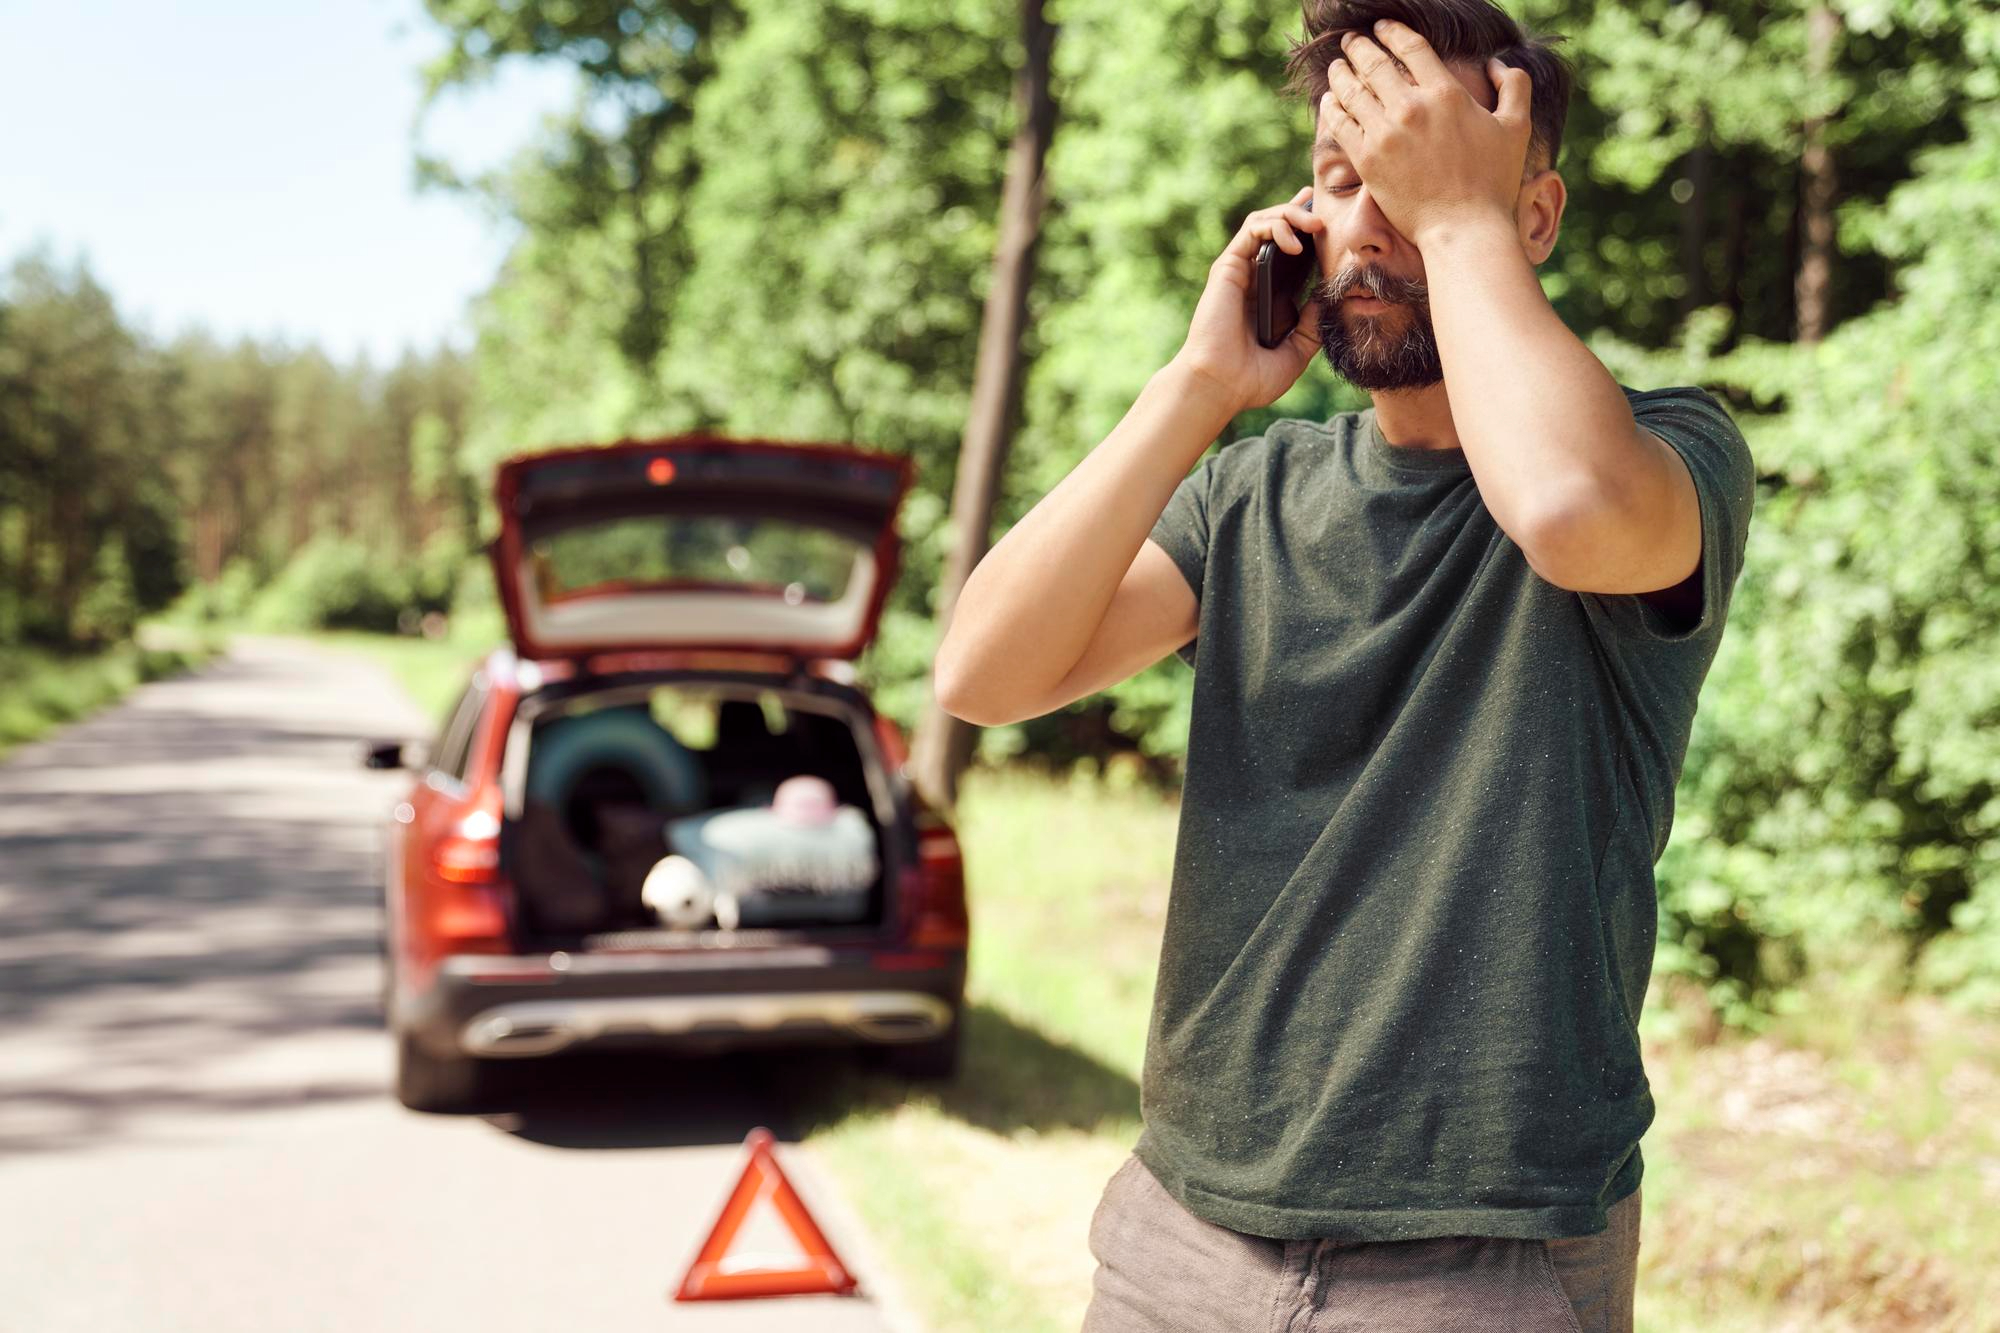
1284,0,1574,174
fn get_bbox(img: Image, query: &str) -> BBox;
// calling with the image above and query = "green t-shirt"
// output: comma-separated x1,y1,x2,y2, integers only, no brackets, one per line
1137,383,1756,1242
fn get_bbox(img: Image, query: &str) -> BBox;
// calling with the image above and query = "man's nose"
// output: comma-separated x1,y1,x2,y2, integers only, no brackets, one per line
1324,184,1405,269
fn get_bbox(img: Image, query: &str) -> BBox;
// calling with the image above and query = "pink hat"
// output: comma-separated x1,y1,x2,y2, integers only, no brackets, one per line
771,774,838,826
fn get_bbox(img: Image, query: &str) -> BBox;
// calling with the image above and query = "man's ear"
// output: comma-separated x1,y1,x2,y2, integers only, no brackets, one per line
1519,168,1565,266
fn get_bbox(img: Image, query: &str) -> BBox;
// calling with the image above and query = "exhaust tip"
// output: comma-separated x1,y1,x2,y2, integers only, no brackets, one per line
464,1014,574,1056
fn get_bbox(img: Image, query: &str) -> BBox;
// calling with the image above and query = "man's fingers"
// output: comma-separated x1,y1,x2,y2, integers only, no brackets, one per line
1370,18,1455,89
1320,91,1366,156
1336,33,1415,112
1222,197,1325,265
1327,55,1385,134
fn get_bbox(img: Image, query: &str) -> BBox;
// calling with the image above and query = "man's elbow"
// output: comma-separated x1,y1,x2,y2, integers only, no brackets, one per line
932,641,987,725
932,643,1031,728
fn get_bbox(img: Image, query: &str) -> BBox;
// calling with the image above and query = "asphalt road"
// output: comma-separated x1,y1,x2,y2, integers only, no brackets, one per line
0,636,917,1333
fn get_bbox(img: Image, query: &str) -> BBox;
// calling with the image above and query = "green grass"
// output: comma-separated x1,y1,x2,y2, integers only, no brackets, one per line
788,766,1179,1332
0,625,222,760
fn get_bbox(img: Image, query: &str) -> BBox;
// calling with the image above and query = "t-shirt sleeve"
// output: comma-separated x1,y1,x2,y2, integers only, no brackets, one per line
1578,386,1756,645
1148,455,1213,669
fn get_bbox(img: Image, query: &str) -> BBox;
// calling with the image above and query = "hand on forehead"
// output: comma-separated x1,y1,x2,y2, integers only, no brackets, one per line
1317,19,1499,146
1310,18,1536,247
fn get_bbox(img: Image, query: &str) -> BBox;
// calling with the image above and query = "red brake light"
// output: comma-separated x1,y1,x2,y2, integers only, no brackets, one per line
434,835,500,884
904,827,968,950
431,808,502,885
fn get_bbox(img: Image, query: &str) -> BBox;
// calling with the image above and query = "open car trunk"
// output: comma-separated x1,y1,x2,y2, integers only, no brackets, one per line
496,673,901,950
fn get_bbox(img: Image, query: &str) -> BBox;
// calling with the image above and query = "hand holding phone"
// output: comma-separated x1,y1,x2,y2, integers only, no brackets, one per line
1169,187,1324,415
1255,196,1319,349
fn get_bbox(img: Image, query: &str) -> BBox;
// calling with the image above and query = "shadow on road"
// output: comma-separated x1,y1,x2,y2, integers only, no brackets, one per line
0,644,423,1157
475,1000,1141,1151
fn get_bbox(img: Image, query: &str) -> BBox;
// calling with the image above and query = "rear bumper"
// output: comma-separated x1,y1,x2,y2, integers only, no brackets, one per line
401,945,965,1059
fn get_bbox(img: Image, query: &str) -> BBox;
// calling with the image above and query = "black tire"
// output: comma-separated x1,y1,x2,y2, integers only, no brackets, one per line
394,1031,491,1114
875,1022,962,1081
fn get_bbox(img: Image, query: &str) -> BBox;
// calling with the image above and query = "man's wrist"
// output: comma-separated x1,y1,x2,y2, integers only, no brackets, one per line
1154,355,1243,432
1411,207,1518,254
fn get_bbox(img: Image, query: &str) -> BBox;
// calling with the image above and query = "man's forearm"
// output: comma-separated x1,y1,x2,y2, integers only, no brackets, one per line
934,359,1234,721
1416,213,1646,542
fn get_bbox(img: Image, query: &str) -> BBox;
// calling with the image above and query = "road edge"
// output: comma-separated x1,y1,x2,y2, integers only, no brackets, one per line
782,1139,931,1333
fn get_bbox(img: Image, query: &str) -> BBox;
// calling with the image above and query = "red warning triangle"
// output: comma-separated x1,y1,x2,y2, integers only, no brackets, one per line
674,1126,861,1301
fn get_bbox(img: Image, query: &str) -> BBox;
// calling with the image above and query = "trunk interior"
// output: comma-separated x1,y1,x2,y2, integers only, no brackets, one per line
497,674,899,950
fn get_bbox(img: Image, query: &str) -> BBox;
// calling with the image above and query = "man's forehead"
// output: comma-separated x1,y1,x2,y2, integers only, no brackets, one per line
1312,132,1349,164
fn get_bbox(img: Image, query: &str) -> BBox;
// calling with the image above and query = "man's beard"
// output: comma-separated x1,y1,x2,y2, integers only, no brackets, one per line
1310,265,1444,391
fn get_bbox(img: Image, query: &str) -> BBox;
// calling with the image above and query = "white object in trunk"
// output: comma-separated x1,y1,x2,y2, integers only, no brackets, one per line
641,854,715,929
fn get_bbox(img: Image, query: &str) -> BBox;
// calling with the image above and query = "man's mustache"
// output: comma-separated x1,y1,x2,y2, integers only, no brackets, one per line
1309,268,1429,307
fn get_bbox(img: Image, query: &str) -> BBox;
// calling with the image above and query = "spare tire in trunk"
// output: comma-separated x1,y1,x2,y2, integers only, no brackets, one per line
511,706,705,936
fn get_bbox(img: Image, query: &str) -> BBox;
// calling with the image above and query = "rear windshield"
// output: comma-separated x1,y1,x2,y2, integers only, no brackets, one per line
529,514,868,605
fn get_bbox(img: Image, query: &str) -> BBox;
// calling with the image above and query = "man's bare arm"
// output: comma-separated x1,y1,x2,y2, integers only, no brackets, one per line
934,188,1331,727
932,366,1229,727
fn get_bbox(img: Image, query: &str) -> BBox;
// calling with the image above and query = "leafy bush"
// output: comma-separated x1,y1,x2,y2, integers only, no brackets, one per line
443,552,508,646
247,537,412,633
0,641,212,753
1589,105,2000,1022
160,557,262,626
71,538,140,647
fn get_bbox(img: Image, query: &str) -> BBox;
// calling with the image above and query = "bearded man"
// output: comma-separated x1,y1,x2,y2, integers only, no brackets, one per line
934,2,1756,1328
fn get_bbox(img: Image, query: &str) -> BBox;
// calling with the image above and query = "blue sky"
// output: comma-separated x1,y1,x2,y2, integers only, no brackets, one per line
0,0,576,363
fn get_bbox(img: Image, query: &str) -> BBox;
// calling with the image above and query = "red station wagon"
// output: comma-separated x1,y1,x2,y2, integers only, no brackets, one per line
366,436,968,1112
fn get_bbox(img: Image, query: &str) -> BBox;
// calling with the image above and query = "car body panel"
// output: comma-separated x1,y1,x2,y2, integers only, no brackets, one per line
490,436,914,661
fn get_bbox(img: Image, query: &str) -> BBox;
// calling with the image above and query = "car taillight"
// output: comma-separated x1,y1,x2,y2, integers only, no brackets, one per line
903,825,968,951
433,835,500,884
432,808,501,884
426,810,510,942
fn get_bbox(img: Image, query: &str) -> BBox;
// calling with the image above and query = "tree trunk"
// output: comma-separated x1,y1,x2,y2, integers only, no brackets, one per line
1795,3,1841,344
908,0,1058,815
1719,149,1751,352
18,494,41,608
1676,111,1713,323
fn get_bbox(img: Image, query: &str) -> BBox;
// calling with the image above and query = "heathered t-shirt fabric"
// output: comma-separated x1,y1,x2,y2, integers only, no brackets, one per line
1136,382,1756,1243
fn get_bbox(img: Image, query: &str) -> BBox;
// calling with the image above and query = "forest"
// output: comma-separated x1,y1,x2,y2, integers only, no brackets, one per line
4,0,1998,1027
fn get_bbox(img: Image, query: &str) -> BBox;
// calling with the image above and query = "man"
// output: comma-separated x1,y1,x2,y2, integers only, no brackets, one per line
933,0,1756,1327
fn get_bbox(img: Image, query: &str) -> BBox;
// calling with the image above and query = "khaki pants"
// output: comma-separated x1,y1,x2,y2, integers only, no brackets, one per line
1083,1154,1640,1332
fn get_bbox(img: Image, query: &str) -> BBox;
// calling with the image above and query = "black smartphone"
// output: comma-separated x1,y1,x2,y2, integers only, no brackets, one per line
1255,196,1317,349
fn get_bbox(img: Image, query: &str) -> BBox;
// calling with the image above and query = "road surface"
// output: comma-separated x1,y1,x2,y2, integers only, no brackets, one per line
0,635,918,1333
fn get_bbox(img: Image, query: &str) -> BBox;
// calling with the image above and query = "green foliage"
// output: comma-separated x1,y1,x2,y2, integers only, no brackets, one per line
1582,102,2000,1019
420,0,747,367
71,537,140,646
0,252,189,647
248,537,416,634
446,553,509,646
161,557,262,627
0,640,214,757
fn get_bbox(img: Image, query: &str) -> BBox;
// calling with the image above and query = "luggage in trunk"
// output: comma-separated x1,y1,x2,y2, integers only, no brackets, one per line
503,684,891,942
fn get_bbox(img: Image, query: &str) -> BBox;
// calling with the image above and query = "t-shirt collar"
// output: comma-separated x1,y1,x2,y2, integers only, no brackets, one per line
1361,406,1471,479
